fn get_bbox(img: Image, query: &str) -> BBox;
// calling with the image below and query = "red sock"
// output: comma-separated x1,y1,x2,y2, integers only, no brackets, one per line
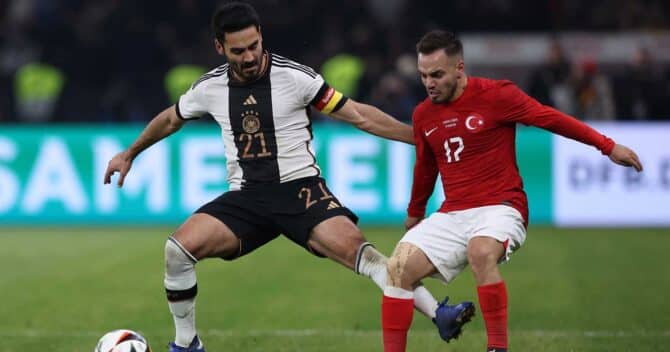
381,295,414,352
477,281,508,350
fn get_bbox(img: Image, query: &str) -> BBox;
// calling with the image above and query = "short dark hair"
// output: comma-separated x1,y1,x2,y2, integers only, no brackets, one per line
416,30,463,58
211,2,261,42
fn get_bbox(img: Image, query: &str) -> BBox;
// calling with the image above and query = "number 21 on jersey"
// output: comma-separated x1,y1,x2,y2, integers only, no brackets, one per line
239,132,272,159
444,136,464,163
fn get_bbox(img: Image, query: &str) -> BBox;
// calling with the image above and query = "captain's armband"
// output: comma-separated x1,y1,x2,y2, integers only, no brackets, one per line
309,83,348,114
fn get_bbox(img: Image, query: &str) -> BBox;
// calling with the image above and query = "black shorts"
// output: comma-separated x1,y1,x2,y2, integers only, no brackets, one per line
195,177,358,259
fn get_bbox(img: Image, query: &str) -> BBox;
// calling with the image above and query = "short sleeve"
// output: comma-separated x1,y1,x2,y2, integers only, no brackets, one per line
275,55,348,113
292,68,325,106
291,68,349,114
175,85,208,120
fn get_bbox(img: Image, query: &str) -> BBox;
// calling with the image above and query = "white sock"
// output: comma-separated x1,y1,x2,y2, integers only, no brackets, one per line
413,285,438,319
169,299,197,347
384,286,414,299
356,243,439,319
355,243,387,290
165,238,198,347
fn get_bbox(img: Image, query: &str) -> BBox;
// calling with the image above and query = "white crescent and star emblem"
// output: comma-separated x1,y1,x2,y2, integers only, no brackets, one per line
465,114,485,131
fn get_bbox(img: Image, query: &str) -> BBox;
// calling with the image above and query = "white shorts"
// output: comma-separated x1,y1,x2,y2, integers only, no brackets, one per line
400,205,526,283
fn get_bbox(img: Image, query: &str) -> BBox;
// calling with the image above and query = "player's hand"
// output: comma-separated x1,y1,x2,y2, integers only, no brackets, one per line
103,151,133,187
404,216,423,230
608,144,643,172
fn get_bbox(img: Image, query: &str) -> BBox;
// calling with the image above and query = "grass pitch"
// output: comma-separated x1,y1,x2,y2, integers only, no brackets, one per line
1,226,669,351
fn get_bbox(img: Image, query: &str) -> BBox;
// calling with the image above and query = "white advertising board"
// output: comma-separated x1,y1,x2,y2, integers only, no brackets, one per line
553,123,670,226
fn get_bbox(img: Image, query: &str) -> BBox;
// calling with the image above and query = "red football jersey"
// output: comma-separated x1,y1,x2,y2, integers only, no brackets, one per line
408,77,615,224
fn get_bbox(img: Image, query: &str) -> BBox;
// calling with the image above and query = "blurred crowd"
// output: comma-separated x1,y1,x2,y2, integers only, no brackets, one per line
526,41,670,121
1,0,669,123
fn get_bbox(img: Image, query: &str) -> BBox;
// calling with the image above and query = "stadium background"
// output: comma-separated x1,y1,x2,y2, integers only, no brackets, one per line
1,1,669,351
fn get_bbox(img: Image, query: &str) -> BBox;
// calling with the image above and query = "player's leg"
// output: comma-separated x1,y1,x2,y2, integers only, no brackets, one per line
381,242,437,352
166,190,279,351
467,237,507,352
305,215,361,270
165,213,240,351
382,212,476,351
277,177,440,320
467,236,505,284
306,215,439,320
466,205,526,352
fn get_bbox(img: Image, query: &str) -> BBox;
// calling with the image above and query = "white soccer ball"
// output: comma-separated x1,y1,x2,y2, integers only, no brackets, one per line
94,329,152,352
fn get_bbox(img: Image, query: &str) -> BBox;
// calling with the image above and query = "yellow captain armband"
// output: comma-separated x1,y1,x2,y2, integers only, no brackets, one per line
310,84,349,114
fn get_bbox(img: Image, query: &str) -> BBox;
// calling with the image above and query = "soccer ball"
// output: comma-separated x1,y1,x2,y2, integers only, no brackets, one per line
94,329,152,352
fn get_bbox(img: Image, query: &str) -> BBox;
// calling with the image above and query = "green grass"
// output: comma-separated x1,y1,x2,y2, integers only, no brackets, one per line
1,227,669,351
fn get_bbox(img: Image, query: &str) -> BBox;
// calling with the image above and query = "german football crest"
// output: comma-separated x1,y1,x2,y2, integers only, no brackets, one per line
241,110,261,134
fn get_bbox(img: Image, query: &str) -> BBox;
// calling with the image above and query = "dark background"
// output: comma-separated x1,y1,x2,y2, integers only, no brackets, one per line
1,0,668,123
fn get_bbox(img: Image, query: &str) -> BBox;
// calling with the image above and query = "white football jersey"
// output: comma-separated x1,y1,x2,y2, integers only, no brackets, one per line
176,52,347,190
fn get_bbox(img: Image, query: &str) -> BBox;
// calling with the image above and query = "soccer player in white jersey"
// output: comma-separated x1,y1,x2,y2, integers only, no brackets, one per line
103,3,451,351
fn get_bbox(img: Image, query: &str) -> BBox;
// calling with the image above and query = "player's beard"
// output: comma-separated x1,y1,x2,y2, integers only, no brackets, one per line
233,58,261,81
433,80,458,103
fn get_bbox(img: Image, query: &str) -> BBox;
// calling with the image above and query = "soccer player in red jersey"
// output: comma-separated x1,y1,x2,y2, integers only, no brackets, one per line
380,30,643,352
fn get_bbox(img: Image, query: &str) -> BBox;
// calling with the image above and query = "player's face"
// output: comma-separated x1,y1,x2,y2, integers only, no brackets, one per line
417,50,463,103
217,26,265,81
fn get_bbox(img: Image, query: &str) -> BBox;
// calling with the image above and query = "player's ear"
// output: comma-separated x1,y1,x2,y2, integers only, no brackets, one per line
455,58,465,77
214,38,225,56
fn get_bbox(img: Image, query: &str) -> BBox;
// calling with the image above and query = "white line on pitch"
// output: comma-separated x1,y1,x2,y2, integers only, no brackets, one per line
1,330,669,338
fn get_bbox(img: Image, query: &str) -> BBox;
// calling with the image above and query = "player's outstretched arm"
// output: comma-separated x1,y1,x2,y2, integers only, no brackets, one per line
498,82,644,173
328,99,414,144
103,105,185,187
609,144,643,172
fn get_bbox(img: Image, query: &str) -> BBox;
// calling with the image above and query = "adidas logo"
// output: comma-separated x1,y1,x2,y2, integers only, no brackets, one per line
327,201,340,210
243,94,257,105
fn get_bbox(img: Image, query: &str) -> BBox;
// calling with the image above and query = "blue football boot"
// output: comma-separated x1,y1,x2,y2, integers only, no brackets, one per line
167,335,205,352
432,296,475,342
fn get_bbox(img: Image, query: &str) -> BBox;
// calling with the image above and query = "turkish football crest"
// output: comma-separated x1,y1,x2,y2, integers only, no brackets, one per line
465,113,485,132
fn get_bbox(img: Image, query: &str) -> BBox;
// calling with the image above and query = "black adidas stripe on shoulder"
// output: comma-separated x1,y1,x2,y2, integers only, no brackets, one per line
213,63,229,73
272,55,317,75
192,64,229,89
272,54,318,77
272,53,312,66
273,62,317,79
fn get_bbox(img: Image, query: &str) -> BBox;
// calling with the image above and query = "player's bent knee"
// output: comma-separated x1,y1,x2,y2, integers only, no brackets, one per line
467,245,499,270
164,237,198,300
308,216,367,266
386,254,408,286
